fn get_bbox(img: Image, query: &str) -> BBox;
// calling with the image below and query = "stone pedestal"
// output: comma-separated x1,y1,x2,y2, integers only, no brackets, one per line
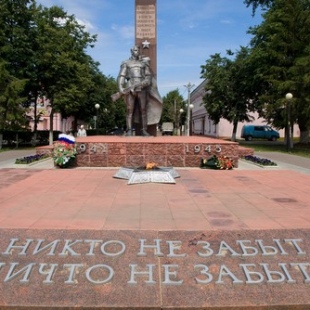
74,136,241,168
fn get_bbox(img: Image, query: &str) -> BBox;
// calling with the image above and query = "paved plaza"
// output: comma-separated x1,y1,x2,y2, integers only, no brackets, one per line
0,148,309,231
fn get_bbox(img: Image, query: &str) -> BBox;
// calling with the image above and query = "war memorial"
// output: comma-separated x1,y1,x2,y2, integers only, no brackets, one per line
0,0,309,309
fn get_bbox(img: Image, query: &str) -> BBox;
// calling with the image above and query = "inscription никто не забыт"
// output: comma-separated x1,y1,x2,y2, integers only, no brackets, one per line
0,237,309,286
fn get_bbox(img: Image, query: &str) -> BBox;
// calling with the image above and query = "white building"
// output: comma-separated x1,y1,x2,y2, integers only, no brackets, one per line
190,80,299,139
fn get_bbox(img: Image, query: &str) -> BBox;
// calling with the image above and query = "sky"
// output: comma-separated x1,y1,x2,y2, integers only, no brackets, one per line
36,0,262,99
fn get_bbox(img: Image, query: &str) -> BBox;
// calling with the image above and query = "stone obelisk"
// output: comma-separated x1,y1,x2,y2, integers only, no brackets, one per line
135,0,159,135
135,0,157,78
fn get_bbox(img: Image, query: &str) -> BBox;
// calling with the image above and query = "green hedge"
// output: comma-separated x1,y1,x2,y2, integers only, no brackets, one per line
1,130,61,147
86,128,107,136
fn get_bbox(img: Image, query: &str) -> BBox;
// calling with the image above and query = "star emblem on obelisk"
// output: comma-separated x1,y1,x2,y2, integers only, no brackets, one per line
142,40,150,49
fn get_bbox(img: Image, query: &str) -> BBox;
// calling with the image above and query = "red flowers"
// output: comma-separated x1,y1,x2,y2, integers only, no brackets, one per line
200,155,234,170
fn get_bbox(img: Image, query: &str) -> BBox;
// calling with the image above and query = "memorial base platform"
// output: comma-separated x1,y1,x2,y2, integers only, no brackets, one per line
36,136,254,168
70,136,252,168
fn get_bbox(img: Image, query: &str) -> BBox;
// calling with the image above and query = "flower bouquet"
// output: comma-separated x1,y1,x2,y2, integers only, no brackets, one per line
200,155,234,170
53,134,77,168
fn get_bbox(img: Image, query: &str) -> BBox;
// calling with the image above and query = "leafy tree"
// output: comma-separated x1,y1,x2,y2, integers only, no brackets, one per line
32,4,120,135
0,61,28,131
71,64,124,132
244,0,274,14
200,47,259,141
0,0,125,143
161,89,185,130
54,55,96,129
33,5,97,143
249,0,310,143
0,0,36,79
107,76,126,130
23,2,47,137
0,0,37,134
94,75,126,132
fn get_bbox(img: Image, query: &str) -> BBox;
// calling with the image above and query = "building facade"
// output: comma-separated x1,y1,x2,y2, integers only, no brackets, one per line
27,96,75,133
190,80,299,139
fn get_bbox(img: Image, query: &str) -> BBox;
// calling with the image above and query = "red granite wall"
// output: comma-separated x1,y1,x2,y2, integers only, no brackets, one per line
75,141,240,168
36,137,254,168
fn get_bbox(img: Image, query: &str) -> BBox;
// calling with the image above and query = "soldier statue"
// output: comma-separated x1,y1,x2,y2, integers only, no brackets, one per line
115,45,162,136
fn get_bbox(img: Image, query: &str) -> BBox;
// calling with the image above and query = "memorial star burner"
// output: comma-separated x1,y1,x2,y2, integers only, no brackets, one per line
113,163,180,185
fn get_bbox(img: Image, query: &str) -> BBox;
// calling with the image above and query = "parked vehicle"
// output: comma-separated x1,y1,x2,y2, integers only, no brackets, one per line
107,128,124,136
161,122,174,135
241,125,280,141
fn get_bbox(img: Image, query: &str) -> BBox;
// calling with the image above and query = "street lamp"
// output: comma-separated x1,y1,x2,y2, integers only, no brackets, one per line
184,82,195,136
285,93,293,151
186,103,194,136
94,103,100,130
179,108,184,136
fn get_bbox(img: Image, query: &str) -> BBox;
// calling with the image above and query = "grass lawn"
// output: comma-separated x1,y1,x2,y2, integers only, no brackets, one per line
237,139,310,158
0,146,35,153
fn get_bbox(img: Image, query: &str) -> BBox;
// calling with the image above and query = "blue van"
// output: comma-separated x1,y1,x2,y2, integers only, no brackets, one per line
241,125,280,141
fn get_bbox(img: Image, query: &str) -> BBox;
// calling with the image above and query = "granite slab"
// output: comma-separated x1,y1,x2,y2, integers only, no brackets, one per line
0,229,309,309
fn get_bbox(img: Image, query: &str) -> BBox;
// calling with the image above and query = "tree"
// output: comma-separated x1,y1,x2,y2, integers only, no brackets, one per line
0,0,122,143
249,0,310,143
200,48,258,141
244,0,274,15
106,76,126,130
0,0,37,79
71,65,124,132
0,61,28,131
92,75,126,132
0,0,37,136
161,89,185,131
54,55,97,129
33,5,97,143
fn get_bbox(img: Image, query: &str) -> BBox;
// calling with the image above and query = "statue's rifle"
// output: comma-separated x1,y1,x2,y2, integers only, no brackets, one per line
111,83,144,102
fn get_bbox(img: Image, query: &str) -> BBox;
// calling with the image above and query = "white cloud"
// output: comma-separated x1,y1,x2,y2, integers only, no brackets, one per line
74,18,96,31
111,24,134,40
220,19,234,25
